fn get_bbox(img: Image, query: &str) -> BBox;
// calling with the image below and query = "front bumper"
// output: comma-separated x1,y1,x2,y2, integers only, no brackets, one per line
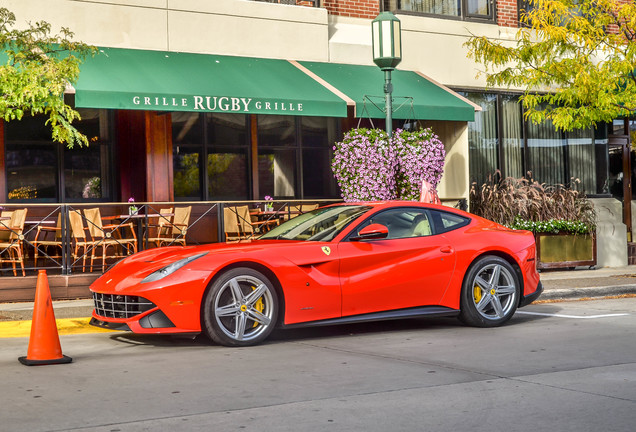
519,281,543,307
90,318,131,331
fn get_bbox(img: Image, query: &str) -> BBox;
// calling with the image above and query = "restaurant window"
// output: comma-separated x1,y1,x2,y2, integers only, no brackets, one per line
206,114,249,200
173,112,203,200
4,109,113,202
173,112,249,201
257,115,297,199
300,117,339,199
383,0,495,22
173,113,340,201
460,91,607,195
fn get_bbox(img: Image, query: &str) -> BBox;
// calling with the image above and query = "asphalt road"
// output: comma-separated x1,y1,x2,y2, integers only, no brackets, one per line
1,297,635,432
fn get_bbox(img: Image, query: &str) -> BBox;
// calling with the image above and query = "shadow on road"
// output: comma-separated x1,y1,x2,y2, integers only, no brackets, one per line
105,304,557,348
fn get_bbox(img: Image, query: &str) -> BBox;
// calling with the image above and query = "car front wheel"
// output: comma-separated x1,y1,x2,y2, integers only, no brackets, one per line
202,268,278,347
459,256,520,327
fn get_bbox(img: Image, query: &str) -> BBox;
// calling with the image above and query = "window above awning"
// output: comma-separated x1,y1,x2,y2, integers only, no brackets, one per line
73,47,348,118
297,61,478,122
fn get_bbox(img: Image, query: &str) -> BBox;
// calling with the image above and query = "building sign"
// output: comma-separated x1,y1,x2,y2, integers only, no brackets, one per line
131,95,304,114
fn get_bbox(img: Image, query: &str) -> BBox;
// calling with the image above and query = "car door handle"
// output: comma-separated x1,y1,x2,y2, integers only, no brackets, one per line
440,246,454,254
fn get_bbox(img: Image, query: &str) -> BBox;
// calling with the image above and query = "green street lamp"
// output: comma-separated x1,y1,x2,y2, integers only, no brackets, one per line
371,12,402,135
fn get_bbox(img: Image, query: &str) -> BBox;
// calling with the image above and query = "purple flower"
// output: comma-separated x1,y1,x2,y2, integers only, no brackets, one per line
332,128,445,202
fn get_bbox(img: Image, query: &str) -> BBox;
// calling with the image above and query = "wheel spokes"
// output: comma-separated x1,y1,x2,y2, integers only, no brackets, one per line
246,308,271,326
244,283,267,307
234,312,248,341
216,303,240,317
496,284,516,296
474,275,490,291
475,292,492,312
489,264,501,286
490,295,504,318
228,278,243,303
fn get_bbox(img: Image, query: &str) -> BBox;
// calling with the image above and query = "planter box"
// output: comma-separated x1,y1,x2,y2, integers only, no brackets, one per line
535,232,597,270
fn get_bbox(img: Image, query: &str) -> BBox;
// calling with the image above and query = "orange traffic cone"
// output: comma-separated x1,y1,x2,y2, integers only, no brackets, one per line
18,270,72,366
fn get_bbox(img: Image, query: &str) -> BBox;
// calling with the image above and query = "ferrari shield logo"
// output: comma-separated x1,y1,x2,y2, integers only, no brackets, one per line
321,246,331,256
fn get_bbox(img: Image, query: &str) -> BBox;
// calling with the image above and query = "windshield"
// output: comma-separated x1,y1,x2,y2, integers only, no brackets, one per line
259,205,371,242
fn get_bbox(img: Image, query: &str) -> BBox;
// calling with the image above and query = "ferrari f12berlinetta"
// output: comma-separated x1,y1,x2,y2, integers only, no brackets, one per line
90,202,542,346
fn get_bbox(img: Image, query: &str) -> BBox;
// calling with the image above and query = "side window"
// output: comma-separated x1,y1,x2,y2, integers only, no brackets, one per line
431,210,470,233
350,208,434,240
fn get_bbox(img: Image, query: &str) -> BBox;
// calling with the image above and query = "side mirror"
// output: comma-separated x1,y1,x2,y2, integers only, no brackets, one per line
351,223,389,241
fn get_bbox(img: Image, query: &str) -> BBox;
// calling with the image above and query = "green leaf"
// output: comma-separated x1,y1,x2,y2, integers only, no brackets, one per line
0,7,96,147
465,0,636,131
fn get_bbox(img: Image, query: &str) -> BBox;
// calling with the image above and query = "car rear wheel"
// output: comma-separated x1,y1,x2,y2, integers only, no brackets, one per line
459,256,520,327
202,268,278,347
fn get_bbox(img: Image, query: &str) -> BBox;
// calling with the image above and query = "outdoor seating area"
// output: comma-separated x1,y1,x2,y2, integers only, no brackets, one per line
223,203,320,242
0,200,330,279
0,208,28,276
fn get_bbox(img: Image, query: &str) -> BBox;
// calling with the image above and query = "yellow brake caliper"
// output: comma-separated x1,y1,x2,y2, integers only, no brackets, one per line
252,285,264,328
473,285,482,304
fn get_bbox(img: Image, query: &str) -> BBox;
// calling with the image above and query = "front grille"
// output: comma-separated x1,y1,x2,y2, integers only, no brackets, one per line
93,293,155,319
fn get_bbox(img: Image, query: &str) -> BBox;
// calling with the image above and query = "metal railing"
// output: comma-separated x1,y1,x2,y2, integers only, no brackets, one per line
0,200,337,277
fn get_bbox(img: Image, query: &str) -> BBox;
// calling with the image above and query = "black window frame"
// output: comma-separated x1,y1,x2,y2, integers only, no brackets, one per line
346,206,438,241
4,109,116,203
173,113,341,201
458,89,611,198
382,0,496,23
172,112,252,202
430,209,471,233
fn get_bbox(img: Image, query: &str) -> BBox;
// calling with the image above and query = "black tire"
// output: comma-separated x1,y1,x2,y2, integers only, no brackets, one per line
202,267,278,347
459,256,520,327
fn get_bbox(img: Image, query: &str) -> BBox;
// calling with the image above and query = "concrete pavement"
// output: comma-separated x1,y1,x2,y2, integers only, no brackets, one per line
1,266,636,337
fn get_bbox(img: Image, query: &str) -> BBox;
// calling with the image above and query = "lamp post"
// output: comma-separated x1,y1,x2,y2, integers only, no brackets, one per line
371,12,402,136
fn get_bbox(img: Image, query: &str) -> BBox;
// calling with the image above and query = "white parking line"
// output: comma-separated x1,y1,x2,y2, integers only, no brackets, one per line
517,311,629,319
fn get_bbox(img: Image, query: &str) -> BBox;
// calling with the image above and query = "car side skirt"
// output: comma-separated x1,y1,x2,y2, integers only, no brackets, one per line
282,306,459,329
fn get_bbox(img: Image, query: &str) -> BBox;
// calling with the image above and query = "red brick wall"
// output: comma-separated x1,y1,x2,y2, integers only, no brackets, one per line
497,0,519,27
322,0,380,19
323,1,521,26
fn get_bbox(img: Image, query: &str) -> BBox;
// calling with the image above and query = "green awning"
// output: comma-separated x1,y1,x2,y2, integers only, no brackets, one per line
72,47,476,121
298,61,476,122
73,47,348,117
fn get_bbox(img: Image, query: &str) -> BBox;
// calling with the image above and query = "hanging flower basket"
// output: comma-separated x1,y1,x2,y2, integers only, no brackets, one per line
332,128,445,202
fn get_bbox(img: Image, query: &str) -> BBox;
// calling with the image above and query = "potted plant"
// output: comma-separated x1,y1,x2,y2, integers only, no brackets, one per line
470,173,596,269
128,197,138,215
332,128,445,202
263,195,274,212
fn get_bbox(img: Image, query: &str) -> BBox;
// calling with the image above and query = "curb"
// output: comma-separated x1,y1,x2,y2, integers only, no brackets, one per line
538,284,636,301
0,317,119,338
2,277,636,338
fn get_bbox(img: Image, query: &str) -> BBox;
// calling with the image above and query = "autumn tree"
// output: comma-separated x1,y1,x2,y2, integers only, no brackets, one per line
0,7,96,147
465,0,636,131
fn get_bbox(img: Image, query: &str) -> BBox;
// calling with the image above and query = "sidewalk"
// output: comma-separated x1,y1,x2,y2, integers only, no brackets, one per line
538,265,636,301
1,266,636,324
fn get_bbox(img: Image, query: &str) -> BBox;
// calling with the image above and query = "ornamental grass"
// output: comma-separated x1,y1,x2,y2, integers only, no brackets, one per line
469,172,596,235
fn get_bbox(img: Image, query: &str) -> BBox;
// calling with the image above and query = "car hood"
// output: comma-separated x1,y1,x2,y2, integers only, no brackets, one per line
119,240,305,263
95,239,319,289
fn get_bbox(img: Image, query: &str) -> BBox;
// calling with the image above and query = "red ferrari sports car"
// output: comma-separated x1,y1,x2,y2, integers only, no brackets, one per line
90,202,542,346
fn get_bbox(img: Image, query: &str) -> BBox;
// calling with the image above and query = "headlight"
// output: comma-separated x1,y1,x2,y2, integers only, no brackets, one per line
141,252,208,283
